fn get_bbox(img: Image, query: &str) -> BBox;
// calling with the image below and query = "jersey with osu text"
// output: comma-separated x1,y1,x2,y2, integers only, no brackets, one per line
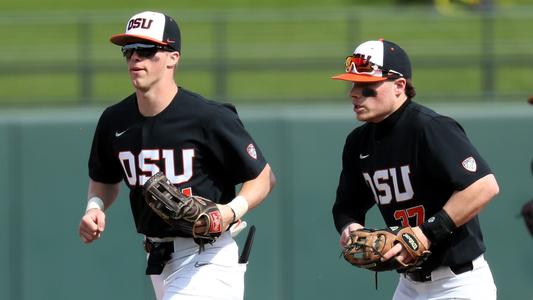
89,88,267,238
333,100,492,270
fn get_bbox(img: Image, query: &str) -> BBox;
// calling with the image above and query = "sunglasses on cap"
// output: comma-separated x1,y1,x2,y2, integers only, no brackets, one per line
345,54,403,79
121,43,174,60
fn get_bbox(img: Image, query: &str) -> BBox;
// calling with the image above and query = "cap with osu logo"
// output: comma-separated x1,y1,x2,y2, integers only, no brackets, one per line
332,39,411,83
110,11,181,52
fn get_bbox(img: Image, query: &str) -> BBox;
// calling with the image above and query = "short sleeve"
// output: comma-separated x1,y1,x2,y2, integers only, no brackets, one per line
88,110,124,184
421,116,492,190
205,105,267,184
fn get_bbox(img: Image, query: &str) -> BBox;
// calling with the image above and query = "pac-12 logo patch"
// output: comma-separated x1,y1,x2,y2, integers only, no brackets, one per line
462,156,477,172
246,143,257,159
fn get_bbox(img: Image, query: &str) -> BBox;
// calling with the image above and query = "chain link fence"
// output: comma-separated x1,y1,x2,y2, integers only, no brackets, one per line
0,6,532,106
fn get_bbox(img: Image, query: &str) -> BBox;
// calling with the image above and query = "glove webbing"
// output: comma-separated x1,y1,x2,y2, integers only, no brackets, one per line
343,240,385,290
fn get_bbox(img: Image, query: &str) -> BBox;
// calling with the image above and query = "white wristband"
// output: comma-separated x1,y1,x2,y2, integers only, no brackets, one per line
227,195,249,220
86,196,104,212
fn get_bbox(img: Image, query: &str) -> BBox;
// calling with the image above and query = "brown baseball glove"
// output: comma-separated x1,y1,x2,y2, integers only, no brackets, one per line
143,172,223,250
342,227,431,272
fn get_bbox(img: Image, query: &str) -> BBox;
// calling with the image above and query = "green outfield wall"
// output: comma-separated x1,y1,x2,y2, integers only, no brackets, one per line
0,103,532,300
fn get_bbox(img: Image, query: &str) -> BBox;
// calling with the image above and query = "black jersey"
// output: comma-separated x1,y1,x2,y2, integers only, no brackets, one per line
89,88,267,237
333,100,492,269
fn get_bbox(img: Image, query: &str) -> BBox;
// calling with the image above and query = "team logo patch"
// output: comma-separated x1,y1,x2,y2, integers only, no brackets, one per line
209,211,222,233
462,156,477,172
246,143,257,159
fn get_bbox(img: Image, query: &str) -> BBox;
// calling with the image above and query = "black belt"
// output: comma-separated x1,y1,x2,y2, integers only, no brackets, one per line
405,261,474,282
144,239,174,275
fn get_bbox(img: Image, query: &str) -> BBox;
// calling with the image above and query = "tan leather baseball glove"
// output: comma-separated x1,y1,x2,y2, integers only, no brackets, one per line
342,227,431,272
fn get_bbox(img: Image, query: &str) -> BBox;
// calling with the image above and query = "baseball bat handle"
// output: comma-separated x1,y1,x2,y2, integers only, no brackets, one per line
239,225,256,264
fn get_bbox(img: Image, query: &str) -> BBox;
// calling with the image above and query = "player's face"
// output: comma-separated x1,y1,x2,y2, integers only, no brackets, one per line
125,45,179,91
349,79,404,123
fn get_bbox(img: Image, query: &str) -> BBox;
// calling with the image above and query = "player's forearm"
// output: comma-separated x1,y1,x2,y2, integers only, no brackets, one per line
87,179,120,211
237,164,276,211
443,174,499,227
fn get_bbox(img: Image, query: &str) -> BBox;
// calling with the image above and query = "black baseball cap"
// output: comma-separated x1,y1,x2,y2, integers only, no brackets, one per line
110,11,181,52
332,39,411,83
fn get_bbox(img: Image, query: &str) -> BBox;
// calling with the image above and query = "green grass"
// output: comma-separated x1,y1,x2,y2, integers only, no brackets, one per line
1,5,533,106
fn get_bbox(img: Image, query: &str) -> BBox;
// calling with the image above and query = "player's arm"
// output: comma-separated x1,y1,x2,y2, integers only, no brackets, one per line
333,138,375,247
413,117,499,248
418,173,499,248
78,179,120,243
442,173,499,227
237,163,276,210
384,174,499,263
219,164,276,229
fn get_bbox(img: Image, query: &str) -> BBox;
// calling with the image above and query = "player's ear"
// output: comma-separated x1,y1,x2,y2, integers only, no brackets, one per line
393,78,406,96
167,51,180,68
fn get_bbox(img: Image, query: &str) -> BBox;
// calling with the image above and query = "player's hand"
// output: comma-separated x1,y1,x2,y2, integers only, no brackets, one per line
193,204,234,235
381,226,430,264
339,222,363,248
217,204,235,232
79,209,106,243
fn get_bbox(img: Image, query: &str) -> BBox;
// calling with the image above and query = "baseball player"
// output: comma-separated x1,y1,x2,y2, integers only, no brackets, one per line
331,39,499,299
78,11,276,300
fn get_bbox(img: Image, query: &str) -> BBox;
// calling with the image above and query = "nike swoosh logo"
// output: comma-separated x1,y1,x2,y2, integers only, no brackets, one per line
115,129,129,137
194,262,210,268
359,154,370,159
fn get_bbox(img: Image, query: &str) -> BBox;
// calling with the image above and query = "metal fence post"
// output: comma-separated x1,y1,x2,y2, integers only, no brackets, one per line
480,0,495,101
346,13,360,52
213,15,228,101
78,19,93,105
345,14,360,95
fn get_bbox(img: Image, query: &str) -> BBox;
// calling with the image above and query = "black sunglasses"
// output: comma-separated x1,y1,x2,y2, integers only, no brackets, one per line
121,43,174,60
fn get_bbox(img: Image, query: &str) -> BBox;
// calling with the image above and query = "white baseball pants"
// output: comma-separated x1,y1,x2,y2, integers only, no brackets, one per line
393,254,496,300
149,232,246,300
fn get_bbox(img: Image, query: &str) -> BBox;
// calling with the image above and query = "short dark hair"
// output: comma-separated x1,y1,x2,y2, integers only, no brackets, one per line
405,79,416,99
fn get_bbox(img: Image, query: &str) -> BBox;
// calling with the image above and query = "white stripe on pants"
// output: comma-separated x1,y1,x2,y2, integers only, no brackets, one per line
393,255,496,300
149,232,247,300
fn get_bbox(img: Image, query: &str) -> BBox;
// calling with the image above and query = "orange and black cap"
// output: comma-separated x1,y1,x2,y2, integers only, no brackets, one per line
110,11,181,52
